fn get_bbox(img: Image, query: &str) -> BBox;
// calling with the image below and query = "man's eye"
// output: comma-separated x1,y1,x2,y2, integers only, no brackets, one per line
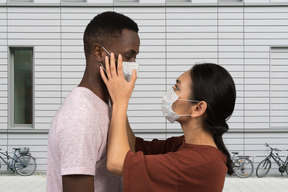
124,55,132,59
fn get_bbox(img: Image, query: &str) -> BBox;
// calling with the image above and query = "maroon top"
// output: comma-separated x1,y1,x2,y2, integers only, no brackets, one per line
123,136,227,192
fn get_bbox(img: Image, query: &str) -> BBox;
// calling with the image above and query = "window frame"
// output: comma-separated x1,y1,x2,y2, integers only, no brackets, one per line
9,47,34,129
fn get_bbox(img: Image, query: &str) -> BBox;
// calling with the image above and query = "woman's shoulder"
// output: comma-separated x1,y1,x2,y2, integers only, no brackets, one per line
173,144,226,169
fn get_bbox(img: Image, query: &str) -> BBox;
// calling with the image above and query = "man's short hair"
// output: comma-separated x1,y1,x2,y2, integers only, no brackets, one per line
83,11,139,58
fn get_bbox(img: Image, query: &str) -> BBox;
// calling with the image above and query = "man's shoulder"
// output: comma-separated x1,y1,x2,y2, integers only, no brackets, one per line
52,87,110,127
63,87,108,111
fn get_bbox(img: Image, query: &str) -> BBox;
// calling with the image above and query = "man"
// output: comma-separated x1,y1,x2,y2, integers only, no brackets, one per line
46,11,140,192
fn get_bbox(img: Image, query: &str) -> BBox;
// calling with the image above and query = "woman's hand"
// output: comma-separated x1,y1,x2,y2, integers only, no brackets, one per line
100,53,136,175
100,53,137,107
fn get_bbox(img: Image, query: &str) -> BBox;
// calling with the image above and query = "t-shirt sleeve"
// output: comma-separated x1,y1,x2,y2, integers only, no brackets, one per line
123,150,178,192
58,108,100,176
135,135,184,155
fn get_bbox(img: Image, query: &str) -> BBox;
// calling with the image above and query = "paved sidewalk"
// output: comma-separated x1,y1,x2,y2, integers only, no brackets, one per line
0,173,46,192
224,176,288,192
0,174,288,192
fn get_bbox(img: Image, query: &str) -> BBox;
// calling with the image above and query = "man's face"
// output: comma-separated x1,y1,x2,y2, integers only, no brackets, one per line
103,29,140,63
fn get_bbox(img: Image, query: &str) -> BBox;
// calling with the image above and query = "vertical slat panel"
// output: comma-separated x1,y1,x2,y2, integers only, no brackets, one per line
0,7,7,131
270,47,288,128
218,7,244,137
166,7,218,132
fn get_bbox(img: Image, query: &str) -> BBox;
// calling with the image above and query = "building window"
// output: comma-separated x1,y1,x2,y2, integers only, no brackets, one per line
10,48,33,127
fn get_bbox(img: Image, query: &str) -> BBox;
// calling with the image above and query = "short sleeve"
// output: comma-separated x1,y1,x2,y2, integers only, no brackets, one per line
135,136,184,155
123,150,179,192
58,108,100,176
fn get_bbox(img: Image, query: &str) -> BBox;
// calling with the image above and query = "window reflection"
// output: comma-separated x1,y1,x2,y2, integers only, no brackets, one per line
13,49,33,125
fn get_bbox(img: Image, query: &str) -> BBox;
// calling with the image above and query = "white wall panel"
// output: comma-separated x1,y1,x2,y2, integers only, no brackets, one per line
0,3,287,173
5,133,48,172
270,47,288,128
0,7,7,131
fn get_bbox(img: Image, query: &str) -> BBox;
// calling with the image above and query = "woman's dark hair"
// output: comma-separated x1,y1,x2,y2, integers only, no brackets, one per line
83,11,139,58
190,63,236,175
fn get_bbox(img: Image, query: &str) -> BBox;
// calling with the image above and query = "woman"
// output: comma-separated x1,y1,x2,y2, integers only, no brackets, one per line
100,53,236,192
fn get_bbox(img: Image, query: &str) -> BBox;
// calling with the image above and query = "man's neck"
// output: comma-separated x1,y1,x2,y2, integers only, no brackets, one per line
78,67,110,105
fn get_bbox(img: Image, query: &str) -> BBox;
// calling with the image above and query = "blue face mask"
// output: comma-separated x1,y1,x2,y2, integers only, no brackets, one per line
100,46,139,82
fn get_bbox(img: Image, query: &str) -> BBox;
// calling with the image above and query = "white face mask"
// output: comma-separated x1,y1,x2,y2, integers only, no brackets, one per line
161,87,199,123
100,46,139,82
122,62,139,82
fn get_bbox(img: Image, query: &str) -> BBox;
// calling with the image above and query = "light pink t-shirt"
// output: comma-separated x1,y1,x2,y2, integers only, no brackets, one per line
46,87,122,192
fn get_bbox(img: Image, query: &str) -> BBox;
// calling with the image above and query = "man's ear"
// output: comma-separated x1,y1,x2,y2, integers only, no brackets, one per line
93,43,104,63
191,101,207,118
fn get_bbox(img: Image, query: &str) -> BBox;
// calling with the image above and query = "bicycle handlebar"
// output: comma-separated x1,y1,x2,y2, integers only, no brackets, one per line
265,143,281,152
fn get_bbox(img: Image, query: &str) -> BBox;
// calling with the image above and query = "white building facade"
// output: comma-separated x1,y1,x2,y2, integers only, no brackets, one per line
0,0,288,173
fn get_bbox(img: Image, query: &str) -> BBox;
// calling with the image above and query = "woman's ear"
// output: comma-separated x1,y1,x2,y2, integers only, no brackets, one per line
191,101,207,118
93,43,104,62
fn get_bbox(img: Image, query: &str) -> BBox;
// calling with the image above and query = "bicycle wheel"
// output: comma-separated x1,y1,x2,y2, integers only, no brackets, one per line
256,159,271,178
14,155,37,176
233,158,254,178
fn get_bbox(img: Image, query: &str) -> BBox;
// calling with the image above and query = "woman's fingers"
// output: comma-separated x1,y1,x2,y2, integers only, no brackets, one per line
130,69,137,85
100,66,108,85
117,54,124,78
110,53,117,77
104,56,111,79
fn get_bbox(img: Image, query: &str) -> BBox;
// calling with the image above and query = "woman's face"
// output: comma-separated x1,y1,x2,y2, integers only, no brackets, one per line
172,70,194,119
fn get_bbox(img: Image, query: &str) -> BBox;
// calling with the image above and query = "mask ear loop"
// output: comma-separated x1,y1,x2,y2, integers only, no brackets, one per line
100,46,118,75
101,46,118,62
99,62,107,74
178,99,200,103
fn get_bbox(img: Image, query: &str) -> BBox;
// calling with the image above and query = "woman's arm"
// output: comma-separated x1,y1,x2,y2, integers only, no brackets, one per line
100,53,137,176
126,117,136,152
108,102,129,175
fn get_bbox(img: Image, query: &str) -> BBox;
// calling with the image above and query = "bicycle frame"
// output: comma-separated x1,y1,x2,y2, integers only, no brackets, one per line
231,152,254,178
0,151,12,169
0,150,26,171
264,144,288,174
270,152,284,167
283,156,288,167
265,146,285,168
0,148,36,176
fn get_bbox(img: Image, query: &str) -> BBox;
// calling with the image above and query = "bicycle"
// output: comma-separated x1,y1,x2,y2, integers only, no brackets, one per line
0,147,37,176
231,152,254,178
256,143,288,178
